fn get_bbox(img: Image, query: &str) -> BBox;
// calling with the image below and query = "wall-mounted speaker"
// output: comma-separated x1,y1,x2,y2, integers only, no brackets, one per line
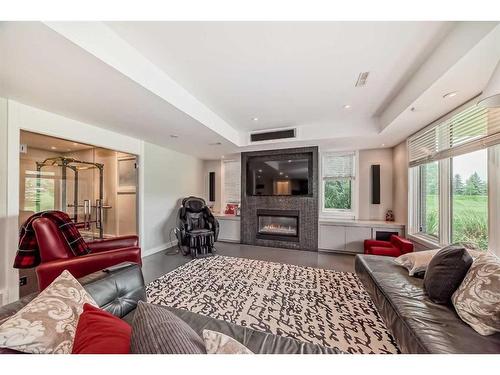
371,164,381,204
208,172,216,202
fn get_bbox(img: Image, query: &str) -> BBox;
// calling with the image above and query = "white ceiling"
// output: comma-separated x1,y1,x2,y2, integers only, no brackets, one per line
107,21,452,132
1,21,500,159
0,22,236,159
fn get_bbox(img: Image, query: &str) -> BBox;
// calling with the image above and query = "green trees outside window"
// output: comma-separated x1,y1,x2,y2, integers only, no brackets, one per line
452,150,488,250
324,179,351,210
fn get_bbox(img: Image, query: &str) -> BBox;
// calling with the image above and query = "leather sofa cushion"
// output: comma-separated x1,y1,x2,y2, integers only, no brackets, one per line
78,262,146,318
355,254,500,354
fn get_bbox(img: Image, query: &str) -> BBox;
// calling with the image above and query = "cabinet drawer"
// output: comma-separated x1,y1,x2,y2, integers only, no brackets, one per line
319,224,345,251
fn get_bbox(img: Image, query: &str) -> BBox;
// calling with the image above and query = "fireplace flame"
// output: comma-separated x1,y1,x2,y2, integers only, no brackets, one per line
260,223,296,235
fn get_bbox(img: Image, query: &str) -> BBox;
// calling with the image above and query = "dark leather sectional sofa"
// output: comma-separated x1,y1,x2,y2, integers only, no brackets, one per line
6,257,498,354
355,254,500,354
0,263,337,354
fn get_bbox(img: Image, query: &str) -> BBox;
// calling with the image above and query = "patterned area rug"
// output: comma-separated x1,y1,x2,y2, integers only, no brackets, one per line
146,255,399,354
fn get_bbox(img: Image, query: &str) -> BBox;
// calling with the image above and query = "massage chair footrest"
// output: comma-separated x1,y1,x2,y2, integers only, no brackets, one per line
186,231,215,258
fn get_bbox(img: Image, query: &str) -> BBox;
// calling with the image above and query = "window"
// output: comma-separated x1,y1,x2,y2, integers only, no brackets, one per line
451,150,488,249
223,159,241,205
324,179,352,210
408,102,500,251
419,161,439,237
24,170,55,212
321,152,356,216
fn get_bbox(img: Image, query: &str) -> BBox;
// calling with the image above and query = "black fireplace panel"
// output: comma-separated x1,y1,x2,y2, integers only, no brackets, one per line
241,146,319,251
256,209,299,242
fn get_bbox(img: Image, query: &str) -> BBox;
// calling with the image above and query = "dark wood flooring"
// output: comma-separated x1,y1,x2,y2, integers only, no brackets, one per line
141,241,356,284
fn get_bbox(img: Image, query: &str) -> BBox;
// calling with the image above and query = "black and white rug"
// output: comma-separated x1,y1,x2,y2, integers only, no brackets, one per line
146,255,399,354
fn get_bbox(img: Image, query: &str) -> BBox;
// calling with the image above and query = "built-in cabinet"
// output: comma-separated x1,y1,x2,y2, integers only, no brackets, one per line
215,214,241,243
319,219,405,254
214,215,405,254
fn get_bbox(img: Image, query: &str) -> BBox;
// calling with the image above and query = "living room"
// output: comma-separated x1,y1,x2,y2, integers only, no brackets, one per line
1,1,500,372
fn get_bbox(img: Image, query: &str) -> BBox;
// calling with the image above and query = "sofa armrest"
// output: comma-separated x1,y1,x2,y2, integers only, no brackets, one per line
370,246,401,257
87,235,139,253
36,247,142,290
390,235,414,254
364,239,393,250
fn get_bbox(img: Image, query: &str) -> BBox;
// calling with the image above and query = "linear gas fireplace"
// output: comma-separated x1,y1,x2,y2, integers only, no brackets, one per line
256,209,299,242
241,146,318,251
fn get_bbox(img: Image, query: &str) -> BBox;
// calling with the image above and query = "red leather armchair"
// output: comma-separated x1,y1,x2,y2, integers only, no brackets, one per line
32,217,142,290
364,235,414,257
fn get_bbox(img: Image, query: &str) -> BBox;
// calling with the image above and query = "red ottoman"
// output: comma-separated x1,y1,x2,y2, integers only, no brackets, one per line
364,235,414,257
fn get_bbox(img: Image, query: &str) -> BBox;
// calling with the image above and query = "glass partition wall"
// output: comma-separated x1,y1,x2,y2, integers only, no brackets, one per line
19,131,138,295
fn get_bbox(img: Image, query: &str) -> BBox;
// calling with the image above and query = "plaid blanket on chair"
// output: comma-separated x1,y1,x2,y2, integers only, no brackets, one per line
14,210,91,269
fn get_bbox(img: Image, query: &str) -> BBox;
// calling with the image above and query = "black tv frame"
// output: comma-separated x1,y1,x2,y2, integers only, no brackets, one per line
245,152,314,197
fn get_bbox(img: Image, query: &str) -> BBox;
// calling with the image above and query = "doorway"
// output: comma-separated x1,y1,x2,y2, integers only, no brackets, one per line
18,130,138,295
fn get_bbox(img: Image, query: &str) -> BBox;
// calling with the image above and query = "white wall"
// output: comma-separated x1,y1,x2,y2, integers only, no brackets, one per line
358,148,394,221
142,142,204,256
0,98,6,217
0,98,10,305
392,141,408,224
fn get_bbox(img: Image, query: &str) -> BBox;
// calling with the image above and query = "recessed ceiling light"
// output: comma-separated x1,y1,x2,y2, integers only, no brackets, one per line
221,155,225,159
170,134,179,138
443,91,458,99
252,117,259,121
343,104,351,110
50,146,57,150
381,143,385,147
288,160,292,163
258,169,262,173
285,175,289,178
279,172,283,175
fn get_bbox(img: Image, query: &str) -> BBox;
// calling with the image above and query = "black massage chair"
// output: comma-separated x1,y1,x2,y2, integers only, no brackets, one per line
175,196,219,258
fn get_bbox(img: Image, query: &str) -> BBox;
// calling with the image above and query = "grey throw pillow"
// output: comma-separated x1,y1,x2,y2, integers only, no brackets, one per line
423,245,473,304
130,301,206,354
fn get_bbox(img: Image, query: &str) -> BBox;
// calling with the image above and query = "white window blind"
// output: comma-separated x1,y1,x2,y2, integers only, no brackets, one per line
322,153,355,179
408,105,500,167
223,159,241,203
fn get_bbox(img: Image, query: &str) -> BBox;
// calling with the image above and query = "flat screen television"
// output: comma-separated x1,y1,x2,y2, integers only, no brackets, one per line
246,154,312,196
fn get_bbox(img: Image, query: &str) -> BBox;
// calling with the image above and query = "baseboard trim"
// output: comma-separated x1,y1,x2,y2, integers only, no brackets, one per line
142,239,178,258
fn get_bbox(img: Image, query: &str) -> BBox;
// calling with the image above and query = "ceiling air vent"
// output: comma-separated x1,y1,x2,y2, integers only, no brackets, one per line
250,128,296,142
355,72,370,87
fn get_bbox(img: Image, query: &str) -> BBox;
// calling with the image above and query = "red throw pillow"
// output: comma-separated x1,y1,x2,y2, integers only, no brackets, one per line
72,303,132,354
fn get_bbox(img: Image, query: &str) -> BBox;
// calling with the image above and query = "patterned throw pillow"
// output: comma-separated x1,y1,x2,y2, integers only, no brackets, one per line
452,254,500,336
0,270,97,353
202,330,253,354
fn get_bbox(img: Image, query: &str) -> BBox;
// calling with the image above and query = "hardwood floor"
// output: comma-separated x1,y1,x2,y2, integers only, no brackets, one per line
141,241,356,284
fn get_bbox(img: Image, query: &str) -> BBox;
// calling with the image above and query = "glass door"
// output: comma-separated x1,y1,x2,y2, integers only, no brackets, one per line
19,131,138,242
